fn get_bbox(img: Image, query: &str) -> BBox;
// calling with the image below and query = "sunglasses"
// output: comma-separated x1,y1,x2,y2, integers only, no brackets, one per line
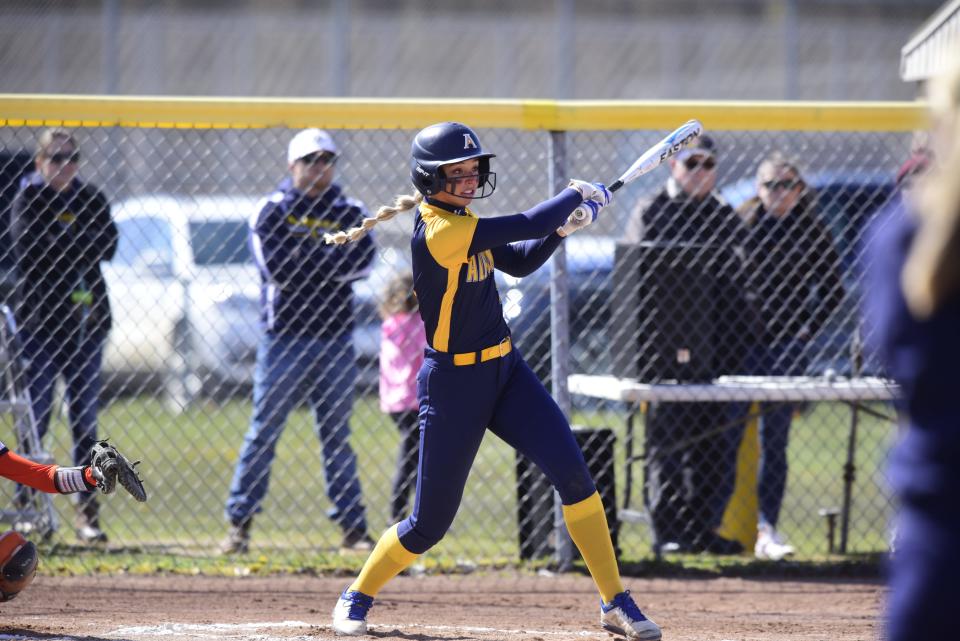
762,179,802,191
298,152,336,167
683,156,716,171
46,151,80,164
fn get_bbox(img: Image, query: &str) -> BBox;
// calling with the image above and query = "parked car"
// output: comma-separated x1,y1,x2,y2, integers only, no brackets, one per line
103,194,399,406
502,235,616,389
102,195,262,407
350,245,413,392
507,170,897,388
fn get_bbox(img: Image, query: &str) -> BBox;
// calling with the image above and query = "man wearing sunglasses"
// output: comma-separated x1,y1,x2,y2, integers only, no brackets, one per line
222,128,376,555
625,135,728,243
10,128,118,544
624,135,750,556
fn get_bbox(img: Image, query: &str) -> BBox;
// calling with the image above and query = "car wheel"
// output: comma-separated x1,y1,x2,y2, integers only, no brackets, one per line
164,320,203,413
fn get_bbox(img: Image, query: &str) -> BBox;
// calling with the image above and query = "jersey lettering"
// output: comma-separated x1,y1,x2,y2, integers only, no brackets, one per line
465,250,494,283
285,213,338,238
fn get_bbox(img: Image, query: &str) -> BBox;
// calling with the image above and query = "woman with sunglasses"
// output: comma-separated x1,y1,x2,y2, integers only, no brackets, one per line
324,121,661,640
10,127,118,545
734,153,844,560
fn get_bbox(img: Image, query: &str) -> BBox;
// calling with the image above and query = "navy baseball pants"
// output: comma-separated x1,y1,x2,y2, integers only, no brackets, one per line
397,345,595,554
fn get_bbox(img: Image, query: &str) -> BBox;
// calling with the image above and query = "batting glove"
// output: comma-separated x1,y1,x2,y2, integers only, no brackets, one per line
567,180,612,207
558,199,602,237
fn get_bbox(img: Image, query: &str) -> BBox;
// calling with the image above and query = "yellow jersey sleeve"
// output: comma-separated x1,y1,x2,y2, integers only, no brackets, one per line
422,206,479,268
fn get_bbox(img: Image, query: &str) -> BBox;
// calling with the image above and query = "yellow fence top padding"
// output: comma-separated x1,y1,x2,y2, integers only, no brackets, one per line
0,94,929,132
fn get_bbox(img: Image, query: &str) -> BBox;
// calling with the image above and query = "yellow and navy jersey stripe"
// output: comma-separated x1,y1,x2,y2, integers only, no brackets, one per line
411,189,583,354
412,201,509,353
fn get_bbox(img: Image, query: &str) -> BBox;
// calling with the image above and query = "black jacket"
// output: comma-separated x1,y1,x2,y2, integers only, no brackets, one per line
628,182,756,374
11,175,118,341
737,197,844,341
628,184,744,246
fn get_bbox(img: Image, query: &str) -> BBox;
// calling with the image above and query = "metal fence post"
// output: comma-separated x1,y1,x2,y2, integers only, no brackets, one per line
548,130,578,570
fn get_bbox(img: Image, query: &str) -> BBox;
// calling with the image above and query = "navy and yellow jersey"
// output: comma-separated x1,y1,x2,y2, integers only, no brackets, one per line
864,201,960,443
411,188,582,353
250,179,375,338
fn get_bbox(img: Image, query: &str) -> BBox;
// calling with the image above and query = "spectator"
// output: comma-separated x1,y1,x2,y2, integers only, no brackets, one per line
864,58,960,641
221,128,376,554
10,128,118,544
625,134,747,555
378,271,426,523
733,153,845,560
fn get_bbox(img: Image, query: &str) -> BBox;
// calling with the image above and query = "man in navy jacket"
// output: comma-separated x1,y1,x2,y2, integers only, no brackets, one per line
222,129,376,554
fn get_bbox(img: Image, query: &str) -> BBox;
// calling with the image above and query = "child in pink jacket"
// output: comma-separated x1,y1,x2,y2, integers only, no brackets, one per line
379,272,427,522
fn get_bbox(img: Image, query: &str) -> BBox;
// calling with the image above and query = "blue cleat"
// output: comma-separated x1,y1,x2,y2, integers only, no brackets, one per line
332,589,374,636
600,590,662,640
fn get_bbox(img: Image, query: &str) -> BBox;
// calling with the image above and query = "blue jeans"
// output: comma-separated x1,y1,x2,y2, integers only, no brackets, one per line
724,339,808,528
20,330,104,468
224,332,367,533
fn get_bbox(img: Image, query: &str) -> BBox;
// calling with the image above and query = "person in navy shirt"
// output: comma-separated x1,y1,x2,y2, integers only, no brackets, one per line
324,122,661,640
863,60,960,641
221,129,376,555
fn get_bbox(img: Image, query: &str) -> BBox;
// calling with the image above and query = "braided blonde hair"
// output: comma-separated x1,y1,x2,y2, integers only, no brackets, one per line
902,57,960,319
323,192,423,245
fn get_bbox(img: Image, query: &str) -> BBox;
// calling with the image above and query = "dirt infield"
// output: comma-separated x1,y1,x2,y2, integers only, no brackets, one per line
0,573,884,641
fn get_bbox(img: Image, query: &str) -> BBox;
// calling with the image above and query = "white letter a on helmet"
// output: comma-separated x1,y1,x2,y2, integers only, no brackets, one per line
463,134,477,150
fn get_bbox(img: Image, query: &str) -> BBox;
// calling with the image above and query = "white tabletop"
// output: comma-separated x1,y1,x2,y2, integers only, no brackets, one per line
568,374,900,403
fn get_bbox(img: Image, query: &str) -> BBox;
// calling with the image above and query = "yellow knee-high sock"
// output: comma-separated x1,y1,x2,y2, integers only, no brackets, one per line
562,491,624,603
348,524,420,597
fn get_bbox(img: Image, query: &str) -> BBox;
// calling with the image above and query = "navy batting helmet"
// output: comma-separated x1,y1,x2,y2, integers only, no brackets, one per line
410,122,496,198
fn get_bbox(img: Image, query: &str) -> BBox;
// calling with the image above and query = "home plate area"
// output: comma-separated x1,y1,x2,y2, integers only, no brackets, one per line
0,574,882,640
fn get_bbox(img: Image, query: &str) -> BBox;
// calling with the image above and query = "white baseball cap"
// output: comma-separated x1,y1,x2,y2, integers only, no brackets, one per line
287,128,339,164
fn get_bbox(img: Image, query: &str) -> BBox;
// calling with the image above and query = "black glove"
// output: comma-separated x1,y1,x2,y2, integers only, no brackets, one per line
89,440,147,502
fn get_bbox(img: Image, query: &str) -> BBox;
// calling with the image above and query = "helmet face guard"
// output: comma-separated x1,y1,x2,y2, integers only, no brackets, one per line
437,160,497,199
411,122,497,198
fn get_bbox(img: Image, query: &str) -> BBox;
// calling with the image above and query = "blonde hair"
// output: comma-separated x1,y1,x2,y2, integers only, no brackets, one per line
756,151,804,184
323,192,423,245
902,58,960,319
36,127,77,158
379,271,417,319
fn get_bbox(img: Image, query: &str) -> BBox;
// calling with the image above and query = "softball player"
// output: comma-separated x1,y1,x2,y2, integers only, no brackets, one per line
326,122,661,640
0,438,145,601
864,61,960,641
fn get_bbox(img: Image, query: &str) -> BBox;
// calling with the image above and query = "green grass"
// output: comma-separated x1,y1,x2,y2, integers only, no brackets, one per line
2,394,896,576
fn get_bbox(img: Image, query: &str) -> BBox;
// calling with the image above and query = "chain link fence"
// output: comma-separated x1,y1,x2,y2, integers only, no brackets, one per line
0,97,919,573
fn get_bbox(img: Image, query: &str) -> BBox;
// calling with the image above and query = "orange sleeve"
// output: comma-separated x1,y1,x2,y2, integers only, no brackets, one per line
0,450,59,494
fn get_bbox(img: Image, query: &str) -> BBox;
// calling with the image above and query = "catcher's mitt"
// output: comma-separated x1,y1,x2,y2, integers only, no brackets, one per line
90,440,147,502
